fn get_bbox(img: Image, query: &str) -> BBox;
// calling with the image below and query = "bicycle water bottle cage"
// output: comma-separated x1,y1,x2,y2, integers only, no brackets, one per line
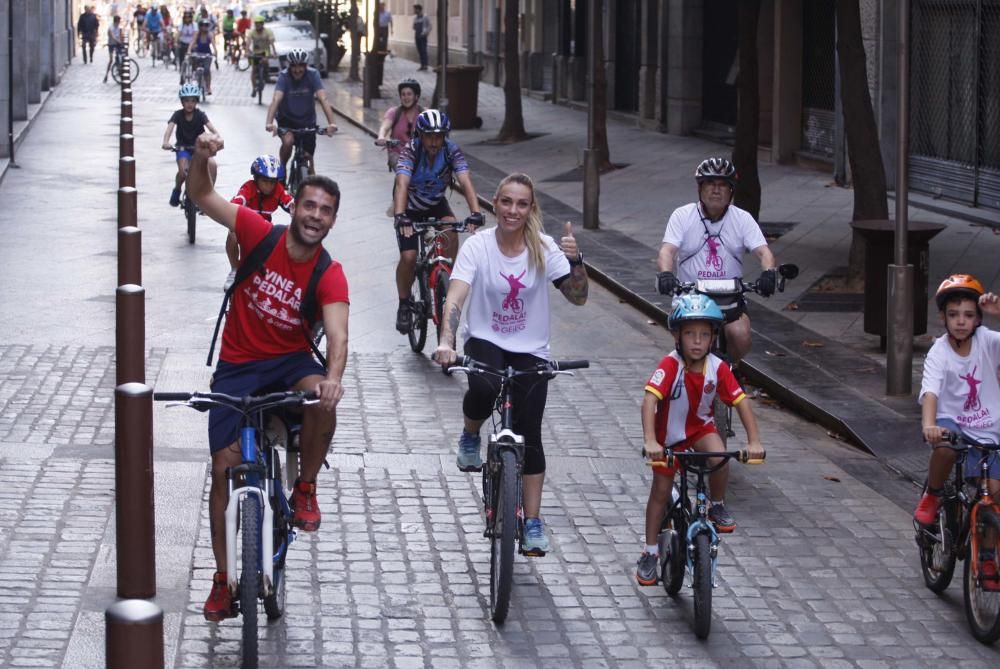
696,279,741,295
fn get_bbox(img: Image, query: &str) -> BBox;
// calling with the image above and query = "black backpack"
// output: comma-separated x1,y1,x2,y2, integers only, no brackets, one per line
206,224,332,367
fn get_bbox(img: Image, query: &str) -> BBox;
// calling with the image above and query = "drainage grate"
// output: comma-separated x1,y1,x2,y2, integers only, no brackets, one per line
759,221,798,241
789,267,864,313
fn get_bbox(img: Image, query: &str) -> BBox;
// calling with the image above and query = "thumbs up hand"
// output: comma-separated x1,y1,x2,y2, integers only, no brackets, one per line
560,221,580,263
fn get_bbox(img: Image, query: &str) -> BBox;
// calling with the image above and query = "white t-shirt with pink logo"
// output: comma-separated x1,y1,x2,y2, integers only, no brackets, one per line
661,202,768,282
920,328,1000,442
451,227,571,359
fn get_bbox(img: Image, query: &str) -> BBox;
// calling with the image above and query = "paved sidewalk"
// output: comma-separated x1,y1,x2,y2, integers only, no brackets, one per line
324,50,1000,486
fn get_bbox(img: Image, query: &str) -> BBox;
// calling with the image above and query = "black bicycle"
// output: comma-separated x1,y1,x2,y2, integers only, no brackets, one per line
647,447,764,638
166,145,198,243
251,54,270,105
110,45,140,84
402,217,474,354
154,390,315,669
915,433,1000,644
279,126,328,194
672,263,798,443
448,356,589,624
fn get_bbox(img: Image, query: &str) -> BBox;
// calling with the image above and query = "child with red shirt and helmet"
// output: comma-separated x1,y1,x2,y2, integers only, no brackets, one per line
914,274,1000,590
224,154,294,290
635,293,764,587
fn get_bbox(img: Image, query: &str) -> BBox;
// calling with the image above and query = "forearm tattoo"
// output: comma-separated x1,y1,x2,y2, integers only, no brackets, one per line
560,265,589,305
445,303,462,347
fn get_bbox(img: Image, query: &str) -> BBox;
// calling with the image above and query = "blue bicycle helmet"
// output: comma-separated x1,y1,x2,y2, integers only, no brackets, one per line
415,109,450,134
250,154,284,180
178,82,201,99
668,294,725,331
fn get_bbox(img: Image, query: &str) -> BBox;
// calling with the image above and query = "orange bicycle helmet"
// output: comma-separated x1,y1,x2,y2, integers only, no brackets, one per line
935,274,985,311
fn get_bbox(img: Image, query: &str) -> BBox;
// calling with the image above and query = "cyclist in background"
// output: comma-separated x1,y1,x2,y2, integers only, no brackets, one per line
246,15,276,94
103,15,125,83
433,173,589,556
635,293,764,586
189,19,217,96
375,78,423,172
265,49,338,177
391,109,482,333
175,9,196,74
655,158,776,363
143,4,164,55
132,4,146,35
235,10,252,47
161,83,219,208
224,155,295,291
221,9,236,52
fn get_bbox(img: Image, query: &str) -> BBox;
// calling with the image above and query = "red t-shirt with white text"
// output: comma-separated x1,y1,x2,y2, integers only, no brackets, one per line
230,179,294,221
220,208,349,363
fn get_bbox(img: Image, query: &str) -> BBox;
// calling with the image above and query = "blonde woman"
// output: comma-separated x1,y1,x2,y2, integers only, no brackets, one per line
434,173,589,555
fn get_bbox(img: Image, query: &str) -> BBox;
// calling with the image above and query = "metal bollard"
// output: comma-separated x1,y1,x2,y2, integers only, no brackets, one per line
119,156,136,189
117,187,137,229
120,116,133,134
121,99,132,119
119,133,134,158
113,381,155,598
106,599,164,669
118,227,142,286
121,86,132,104
116,286,145,385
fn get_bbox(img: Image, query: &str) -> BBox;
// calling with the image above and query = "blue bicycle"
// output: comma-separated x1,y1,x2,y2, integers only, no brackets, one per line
647,447,764,638
154,390,315,669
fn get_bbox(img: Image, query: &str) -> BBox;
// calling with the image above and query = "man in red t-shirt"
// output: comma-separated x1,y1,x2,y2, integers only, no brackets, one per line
188,131,350,621
635,294,763,587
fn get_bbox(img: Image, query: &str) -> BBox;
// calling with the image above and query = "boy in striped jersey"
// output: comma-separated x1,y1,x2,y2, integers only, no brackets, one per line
636,293,764,586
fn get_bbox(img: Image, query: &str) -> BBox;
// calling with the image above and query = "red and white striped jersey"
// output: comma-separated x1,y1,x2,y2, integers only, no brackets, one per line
644,350,745,447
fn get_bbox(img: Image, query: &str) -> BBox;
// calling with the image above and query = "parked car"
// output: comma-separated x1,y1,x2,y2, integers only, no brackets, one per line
268,20,329,77
248,1,297,23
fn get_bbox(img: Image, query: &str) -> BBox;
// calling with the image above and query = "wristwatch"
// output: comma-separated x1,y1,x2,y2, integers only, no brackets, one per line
568,252,584,267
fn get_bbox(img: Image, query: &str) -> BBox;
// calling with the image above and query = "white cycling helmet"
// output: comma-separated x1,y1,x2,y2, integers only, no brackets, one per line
178,82,201,99
286,48,309,66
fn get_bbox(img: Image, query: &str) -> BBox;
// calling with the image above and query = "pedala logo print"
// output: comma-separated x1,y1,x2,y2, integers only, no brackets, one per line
957,365,991,427
492,270,528,333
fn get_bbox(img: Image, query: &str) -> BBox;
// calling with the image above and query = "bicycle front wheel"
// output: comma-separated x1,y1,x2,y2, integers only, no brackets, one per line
661,507,687,596
235,51,250,71
239,496,261,668
263,452,288,620
407,272,429,353
963,509,1000,644
691,531,713,639
489,449,517,624
431,265,450,332
112,57,140,84
185,196,196,244
918,483,959,593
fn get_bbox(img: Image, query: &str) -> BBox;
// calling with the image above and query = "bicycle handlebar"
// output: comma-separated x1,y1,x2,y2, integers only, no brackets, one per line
277,126,328,136
447,356,589,378
938,431,1000,452
645,447,766,468
410,216,479,233
153,390,319,413
165,145,194,152
375,139,403,148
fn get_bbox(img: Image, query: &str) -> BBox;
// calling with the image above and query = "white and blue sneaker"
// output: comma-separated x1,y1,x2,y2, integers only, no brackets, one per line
522,517,550,556
456,431,482,472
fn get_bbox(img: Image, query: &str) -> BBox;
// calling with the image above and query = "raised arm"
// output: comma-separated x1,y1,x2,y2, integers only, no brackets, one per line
188,132,239,230
558,222,588,305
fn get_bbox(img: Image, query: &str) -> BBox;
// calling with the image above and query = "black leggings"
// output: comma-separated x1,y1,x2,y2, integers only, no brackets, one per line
462,338,549,476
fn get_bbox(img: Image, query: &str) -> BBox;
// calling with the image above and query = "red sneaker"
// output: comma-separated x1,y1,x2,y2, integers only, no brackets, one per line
979,557,1000,592
290,479,321,531
913,492,941,526
203,571,236,621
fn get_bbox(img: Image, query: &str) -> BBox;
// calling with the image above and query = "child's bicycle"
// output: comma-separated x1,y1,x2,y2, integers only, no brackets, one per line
645,446,765,639
400,216,475,354
447,356,589,624
165,145,198,244
279,126,328,194
109,45,140,84
914,432,1000,644
153,389,316,669
671,263,798,443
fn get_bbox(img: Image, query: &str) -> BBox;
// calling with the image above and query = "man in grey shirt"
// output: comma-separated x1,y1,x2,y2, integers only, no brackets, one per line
413,4,432,71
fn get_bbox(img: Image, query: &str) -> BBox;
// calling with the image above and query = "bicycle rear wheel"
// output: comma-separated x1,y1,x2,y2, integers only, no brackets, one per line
239,496,261,668
713,395,730,446
112,57,140,84
918,483,959,593
490,449,517,624
691,531,713,639
963,509,1000,644
407,273,429,353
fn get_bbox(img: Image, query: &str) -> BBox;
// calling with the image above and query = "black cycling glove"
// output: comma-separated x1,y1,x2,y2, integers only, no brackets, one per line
656,271,676,296
393,213,411,230
466,212,485,228
757,268,777,297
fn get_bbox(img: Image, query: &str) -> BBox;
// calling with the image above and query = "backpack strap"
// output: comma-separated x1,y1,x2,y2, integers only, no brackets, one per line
299,249,333,366
205,223,286,366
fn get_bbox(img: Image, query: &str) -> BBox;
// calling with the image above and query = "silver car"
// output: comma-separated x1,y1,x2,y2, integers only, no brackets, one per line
268,20,328,78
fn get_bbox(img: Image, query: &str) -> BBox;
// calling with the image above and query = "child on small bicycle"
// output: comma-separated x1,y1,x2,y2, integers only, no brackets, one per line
636,293,763,586
162,83,219,207
914,274,1000,588
224,155,294,291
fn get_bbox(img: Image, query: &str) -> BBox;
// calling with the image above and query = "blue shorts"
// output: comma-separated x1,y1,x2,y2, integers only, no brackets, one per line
207,352,325,453
936,419,1000,480
175,149,193,161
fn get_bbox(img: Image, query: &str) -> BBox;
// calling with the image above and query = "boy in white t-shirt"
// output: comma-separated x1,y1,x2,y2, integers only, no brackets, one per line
915,274,1000,590
635,293,764,586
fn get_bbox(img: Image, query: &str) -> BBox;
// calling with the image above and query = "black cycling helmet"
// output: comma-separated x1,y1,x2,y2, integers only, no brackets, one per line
695,157,738,187
398,78,421,98
415,109,450,134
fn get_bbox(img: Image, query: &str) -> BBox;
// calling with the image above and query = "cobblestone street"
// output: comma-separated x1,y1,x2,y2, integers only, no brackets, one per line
0,50,997,669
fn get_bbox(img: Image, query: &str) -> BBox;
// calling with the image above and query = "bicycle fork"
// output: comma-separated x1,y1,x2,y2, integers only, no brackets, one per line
224,426,276,598
687,491,721,587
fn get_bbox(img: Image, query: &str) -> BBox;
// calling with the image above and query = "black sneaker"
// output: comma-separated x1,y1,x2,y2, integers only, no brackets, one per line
708,503,736,533
636,552,658,586
395,303,411,333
